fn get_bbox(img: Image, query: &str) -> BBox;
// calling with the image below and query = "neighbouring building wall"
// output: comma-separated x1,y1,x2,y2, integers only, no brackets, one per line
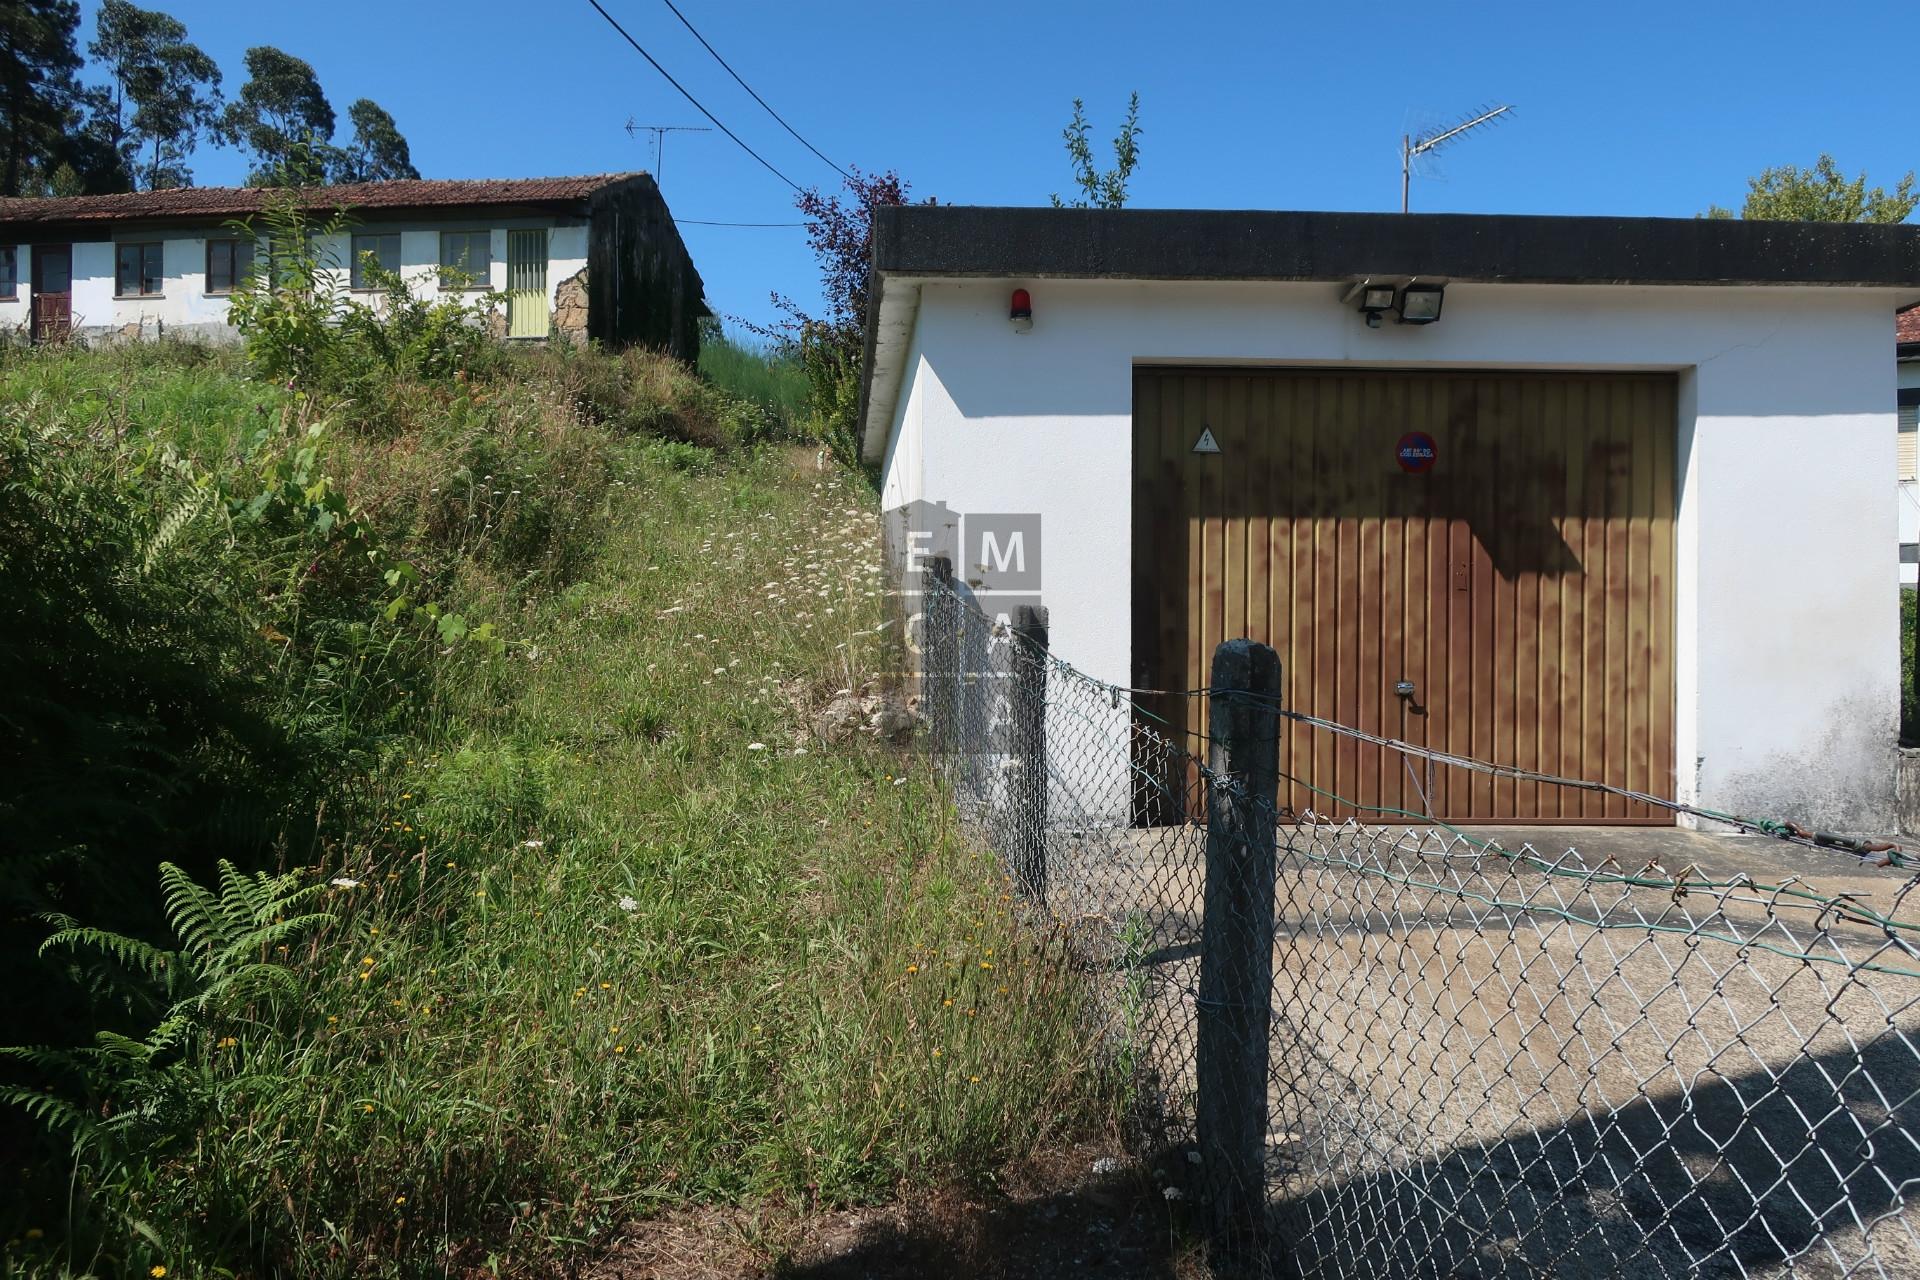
585,175,705,360
0,243,26,337
887,277,1906,831
1,216,591,345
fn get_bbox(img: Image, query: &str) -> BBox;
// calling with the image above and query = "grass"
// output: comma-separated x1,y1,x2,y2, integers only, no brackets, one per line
0,340,1107,1277
698,329,809,435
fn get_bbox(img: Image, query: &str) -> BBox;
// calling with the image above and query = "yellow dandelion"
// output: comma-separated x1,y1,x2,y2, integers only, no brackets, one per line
357,971,371,981
216,1036,237,1049
906,964,919,974
327,1015,339,1024
969,1075,981,1084
614,1045,627,1054
150,1268,167,1279
943,998,953,1007
364,1104,375,1113
394,1195,407,1206
362,956,375,966
984,948,994,957
369,927,379,935
932,1048,942,1058
980,962,994,970
600,982,612,990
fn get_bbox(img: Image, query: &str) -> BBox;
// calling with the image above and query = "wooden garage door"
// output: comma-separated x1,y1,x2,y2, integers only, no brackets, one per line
1131,368,1675,825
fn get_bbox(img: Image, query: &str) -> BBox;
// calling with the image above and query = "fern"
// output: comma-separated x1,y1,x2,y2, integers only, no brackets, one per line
4,860,334,1171
139,482,214,577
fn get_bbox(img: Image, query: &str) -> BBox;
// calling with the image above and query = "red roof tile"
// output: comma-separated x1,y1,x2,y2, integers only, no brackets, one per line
0,174,645,225
1901,305,1920,346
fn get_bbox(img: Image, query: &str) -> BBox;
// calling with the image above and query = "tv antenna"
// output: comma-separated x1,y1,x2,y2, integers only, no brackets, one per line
1401,103,1512,212
624,119,712,183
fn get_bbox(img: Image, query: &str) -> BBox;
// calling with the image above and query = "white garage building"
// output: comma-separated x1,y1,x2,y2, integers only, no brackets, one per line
863,208,1920,831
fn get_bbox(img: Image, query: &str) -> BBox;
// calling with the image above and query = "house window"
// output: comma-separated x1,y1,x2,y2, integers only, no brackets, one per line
1902,391,1920,484
115,241,165,297
0,246,15,298
350,233,401,289
438,231,491,290
205,238,254,294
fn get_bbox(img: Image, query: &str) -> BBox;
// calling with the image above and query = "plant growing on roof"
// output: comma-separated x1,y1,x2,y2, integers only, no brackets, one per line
1049,92,1142,210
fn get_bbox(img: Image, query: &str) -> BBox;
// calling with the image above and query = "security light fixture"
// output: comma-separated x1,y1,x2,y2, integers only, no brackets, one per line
1358,283,1397,328
1398,283,1445,325
1010,287,1033,333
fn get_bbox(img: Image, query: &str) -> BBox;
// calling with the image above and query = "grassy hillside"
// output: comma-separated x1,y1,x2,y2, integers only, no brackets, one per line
0,338,1103,1278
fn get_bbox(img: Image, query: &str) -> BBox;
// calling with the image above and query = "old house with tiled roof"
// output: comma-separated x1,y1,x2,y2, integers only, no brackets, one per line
0,172,706,358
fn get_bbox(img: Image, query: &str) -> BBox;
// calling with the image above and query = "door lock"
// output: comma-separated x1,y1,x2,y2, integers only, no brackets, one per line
1394,680,1416,698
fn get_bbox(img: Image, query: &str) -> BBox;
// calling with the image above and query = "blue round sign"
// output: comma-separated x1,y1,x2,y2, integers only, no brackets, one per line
1396,431,1437,474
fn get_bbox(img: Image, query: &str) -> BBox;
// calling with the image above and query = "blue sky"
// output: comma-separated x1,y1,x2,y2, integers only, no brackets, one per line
78,0,1919,335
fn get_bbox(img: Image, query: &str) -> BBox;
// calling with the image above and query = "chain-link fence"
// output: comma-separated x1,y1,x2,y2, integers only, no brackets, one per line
919,572,1920,1278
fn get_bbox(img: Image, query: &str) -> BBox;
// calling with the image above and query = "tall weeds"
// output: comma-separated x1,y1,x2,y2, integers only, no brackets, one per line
0,310,1105,1273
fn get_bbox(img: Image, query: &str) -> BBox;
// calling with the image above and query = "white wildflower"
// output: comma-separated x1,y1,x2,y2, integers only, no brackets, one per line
617,895,639,913
522,839,545,849
747,742,767,752
329,876,362,889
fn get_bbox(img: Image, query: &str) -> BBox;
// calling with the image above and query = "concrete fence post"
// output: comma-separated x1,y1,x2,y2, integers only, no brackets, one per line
1008,604,1049,903
1196,638,1282,1259
924,555,957,755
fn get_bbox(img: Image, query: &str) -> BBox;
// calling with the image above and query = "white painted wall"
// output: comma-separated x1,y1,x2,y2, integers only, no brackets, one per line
882,277,1911,830
0,217,589,342
0,243,25,335
1902,357,1920,588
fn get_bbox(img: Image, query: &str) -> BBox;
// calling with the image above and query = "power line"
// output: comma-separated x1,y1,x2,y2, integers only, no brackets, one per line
655,0,852,183
675,218,806,227
583,0,803,193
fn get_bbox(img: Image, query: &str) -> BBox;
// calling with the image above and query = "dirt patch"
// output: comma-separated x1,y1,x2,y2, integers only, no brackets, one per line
582,1144,1193,1279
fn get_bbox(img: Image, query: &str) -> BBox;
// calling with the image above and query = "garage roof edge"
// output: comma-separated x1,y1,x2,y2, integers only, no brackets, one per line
871,206,1920,288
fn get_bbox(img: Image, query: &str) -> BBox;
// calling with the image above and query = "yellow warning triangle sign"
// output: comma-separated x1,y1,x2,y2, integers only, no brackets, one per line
1192,427,1221,454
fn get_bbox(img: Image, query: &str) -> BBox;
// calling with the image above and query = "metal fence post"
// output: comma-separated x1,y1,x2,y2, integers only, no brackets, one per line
1196,638,1281,1258
925,556,957,754
1009,604,1049,903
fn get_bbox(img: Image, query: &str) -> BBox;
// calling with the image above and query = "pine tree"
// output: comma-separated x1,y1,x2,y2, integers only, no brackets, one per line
0,0,85,196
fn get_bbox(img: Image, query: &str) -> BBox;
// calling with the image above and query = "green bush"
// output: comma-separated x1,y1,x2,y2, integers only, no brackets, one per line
1904,590,1916,745
697,325,807,433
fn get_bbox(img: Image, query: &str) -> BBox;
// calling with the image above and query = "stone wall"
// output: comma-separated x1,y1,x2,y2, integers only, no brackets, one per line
552,268,588,344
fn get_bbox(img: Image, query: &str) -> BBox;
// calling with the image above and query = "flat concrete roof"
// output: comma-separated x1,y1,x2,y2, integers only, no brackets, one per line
871,206,1920,289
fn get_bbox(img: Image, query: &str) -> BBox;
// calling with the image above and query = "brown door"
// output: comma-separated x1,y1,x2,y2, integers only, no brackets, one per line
30,245,72,342
1132,368,1676,825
